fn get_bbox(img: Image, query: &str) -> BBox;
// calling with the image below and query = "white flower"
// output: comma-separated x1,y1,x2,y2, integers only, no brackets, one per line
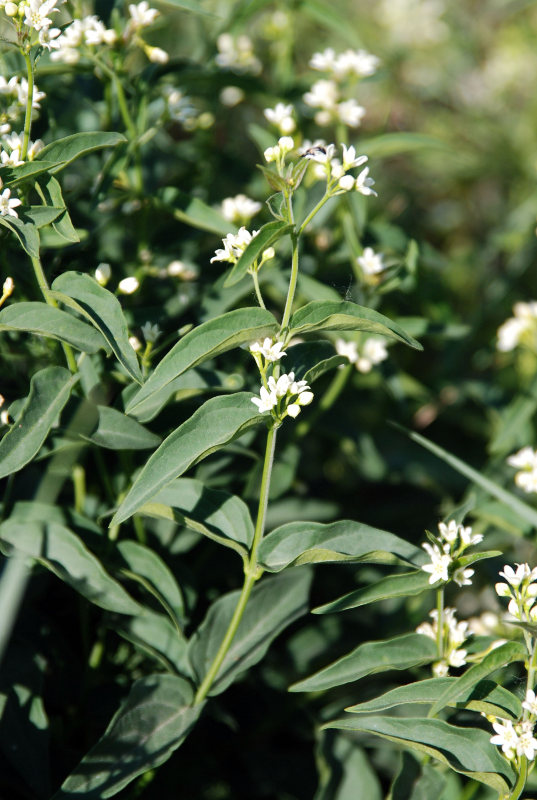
497,301,537,352
448,648,467,668
335,338,358,364
356,337,388,373
221,194,261,224
146,46,169,64
128,1,159,28
118,276,139,294
0,409,10,425
421,542,452,584
219,86,244,107
23,0,61,33
453,567,474,587
268,373,292,398
517,720,537,760
210,227,258,264
356,167,377,196
341,145,368,172
3,277,14,295
335,49,380,78
499,563,535,588
357,247,384,276
338,175,355,191
303,79,338,111
336,99,366,128
432,661,449,677
215,33,261,75
278,136,294,155
523,689,537,717
264,103,296,135
251,385,277,413
302,143,336,164
141,321,161,343
38,26,61,50
0,148,24,167
508,446,537,470
264,145,280,163
309,49,338,73
490,720,519,760
95,263,111,286
129,335,142,351
0,187,21,218
249,338,287,362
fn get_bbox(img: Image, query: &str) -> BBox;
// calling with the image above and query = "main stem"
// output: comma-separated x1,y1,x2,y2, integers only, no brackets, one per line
21,49,34,162
194,425,278,704
30,255,77,373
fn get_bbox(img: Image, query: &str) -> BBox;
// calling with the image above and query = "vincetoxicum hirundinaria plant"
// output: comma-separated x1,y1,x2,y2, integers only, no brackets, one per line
3,2,537,800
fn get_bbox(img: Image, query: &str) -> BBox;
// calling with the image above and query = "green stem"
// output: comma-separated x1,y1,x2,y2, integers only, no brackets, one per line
436,587,444,660
30,255,77,372
281,232,299,331
194,425,278,704
509,756,528,800
21,49,34,162
297,191,330,237
251,270,266,309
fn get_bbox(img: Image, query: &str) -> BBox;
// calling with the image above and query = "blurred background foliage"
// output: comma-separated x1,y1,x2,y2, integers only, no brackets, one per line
2,0,537,797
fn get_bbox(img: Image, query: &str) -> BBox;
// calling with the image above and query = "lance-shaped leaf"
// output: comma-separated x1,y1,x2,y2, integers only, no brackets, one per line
0,520,142,616
189,569,312,696
224,220,293,287
395,424,537,530
315,732,382,800
126,307,278,416
0,366,78,479
258,520,424,573
390,752,446,800
116,540,185,629
283,341,347,384
111,393,264,527
322,716,514,795
34,131,127,174
51,271,142,384
0,212,40,257
346,677,522,720
0,160,57,187
86,406,161,450
114,611,188,675
313,570,431,614
289,633,437,693
428,641,527,718
19,206,64,228
0,302,106,353
287,300,422,349
53,674,202,799
37,173,79,243
139,478,254,559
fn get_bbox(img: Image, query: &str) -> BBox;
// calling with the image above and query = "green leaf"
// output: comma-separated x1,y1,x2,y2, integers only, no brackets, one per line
189,569,312,696
51,271,143,384
158,0,217,15
0,520,142,616
256,164,290,193
302,0,363,46
37,173,79,242
158,187,232,235
0,160,57,187
396,425,537,529
111,393,264,527
34,131,127,174
322,716,514,794
0,212,40,257
428,641,527,717
139,477,254,557
258,520,424,573
20,205,64,228
0,366,78,479
359,133,450,158
126,307,278,416
116,540,185,628
53,675,202,799
224,220,292,287
114,611,189,674
86,406,161,450
289,633,437,693
390,752,446,800
314,732,382,800
288,301,422,349
346,677,522,720
284,341,347,384
0,301,106,352
313,570,431,614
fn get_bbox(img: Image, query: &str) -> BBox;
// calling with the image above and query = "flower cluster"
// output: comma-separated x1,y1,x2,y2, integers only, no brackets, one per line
251,371,314,420
1,130,43,165
310,48,380,79
495,563,537,621
210,227,258,264
335,337,388,373
490,709,537,763
420,519,482,586
220,194,262,225
497,301,537,353
0,179,21,218
507,446,537,494
264,103,296,136
215,33,261,75
301,142,377,197
416,607,469,676
8,0,64,52
0,75,45,132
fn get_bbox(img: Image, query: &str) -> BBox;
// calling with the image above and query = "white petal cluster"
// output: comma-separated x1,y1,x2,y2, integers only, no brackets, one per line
210,226,259,264
215,33,262,75
221,194,262,225
303,78,366,129
421,541,452,584
249,338,287,363
302,142,376,198
438,519,483,549
497,301,537,353
490,718,537,762
495,562,537,621
264,103,296,135
251,372,314,420
20,0,63,33
421,518,482,588
118,276,140,295
335,336,388,373
1,130,44,164
128,1,160,29
310,47,380,79
507,446,537,494
416,607,469,675
50,15,117,64
264,135,295,166
0,186,22,218
357,247,385,276
0,76,45,131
